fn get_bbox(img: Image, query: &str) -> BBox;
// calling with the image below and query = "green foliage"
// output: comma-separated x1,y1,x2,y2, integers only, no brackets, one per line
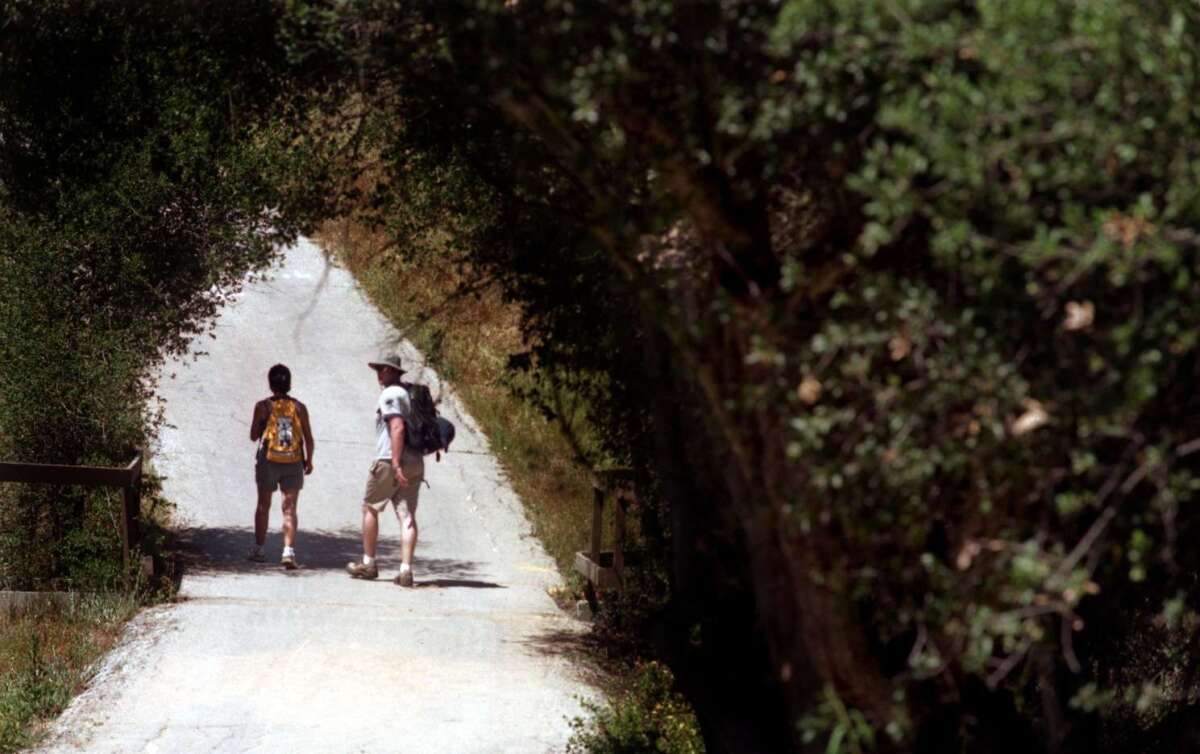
279,1,1200,749
0,0,329,586
0,633,73,752
764,3,1200,745
0,593,137,752
7,0,1200,750
799,686,881,754
567,662,705,754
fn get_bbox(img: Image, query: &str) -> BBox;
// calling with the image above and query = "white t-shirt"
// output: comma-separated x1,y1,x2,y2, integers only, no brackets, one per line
375,384,413,460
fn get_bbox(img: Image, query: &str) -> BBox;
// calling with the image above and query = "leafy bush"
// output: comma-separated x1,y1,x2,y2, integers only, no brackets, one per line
568,662,705,754
0,0,328,586
281,1,1200,750
0,594,137,752
8,1,1200,750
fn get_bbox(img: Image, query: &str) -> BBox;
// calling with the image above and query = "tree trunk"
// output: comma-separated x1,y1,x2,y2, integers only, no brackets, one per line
639,306,797,753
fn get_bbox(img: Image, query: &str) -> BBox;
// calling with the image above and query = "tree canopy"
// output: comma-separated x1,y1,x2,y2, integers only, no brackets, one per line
0,0,327,585
5,1,1200,751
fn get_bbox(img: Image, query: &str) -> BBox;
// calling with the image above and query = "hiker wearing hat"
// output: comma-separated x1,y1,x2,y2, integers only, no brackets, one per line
248,363,314,569
347,353,425,586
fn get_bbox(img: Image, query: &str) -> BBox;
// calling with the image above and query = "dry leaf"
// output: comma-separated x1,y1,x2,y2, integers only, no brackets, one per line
955,550,972,570
1063,301,1094,331
955,540,982,570
888,334,912,361
1101,214,1155,248
797,376,822,405
1011,399,1050,436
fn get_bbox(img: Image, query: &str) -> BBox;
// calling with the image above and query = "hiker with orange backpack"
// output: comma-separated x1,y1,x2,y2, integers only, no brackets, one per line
248,363,314,569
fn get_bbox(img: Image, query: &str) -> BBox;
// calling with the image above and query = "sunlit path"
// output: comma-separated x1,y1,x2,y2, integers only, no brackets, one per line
34,238,594,754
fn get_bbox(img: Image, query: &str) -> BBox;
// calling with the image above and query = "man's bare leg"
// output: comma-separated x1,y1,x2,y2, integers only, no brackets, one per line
362,505,380,559
398,510,418,567
281,490,299,548
254,488,273,547
391,505,418,586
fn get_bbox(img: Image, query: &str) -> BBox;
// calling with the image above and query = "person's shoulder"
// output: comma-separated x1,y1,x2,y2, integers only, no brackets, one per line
380,384,409,400
293,397,309,413
379,384,410,417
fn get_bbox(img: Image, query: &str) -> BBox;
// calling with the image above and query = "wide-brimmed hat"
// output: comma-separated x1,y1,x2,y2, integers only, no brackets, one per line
367,353,406,374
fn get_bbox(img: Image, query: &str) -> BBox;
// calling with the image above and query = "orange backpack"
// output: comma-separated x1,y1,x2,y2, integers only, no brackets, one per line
263,398,304,463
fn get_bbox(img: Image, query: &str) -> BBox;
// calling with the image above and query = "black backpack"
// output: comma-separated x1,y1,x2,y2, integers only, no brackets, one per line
401,382,455,459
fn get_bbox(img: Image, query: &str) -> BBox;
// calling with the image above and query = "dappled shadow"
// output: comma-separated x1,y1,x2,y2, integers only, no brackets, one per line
175,528,505,588
519,625,597,662
176,525,396,577
410,557,504,589
517,625,607,688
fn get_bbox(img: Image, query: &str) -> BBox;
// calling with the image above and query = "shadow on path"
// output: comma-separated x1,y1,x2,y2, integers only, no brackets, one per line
520,626,596,662
179,525,390,575
517,625,606,690
176,526,504,588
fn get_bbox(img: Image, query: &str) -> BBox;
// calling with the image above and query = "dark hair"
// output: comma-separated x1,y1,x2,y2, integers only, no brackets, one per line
268,364,291,394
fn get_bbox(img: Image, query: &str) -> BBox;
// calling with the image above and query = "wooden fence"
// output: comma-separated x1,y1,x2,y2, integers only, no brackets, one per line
575,467,636,610
0,451,143,581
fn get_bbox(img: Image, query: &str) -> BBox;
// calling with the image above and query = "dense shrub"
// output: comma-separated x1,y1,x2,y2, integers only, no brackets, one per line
8,1,1200,750
0,0,328,587
282,1,1200,750
567,662,704,754
0,594,138,752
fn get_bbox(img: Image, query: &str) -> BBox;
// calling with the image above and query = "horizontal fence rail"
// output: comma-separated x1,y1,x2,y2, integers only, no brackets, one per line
0,456,141,486
0,451,143,584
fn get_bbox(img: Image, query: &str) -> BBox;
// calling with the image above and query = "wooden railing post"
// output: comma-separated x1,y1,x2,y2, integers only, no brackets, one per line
591,484,605,565
576,468,638,612
0,449,144,588
613,494,627,587
121,451,143,579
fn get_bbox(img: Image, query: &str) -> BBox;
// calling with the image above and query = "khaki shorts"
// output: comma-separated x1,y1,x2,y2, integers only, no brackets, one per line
363,455,424,521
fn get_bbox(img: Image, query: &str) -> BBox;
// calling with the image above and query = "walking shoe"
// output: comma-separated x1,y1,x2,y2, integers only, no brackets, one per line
346,561,378,580
394,568,414,587
247,548,266,563
281,553,298,570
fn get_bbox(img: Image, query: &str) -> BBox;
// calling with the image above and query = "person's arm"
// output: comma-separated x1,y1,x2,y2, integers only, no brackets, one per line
298,401,315,474
388,415,408,487
249,400,268,442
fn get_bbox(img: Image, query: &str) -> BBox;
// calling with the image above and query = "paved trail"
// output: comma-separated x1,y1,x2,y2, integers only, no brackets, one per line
36,239,593,753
